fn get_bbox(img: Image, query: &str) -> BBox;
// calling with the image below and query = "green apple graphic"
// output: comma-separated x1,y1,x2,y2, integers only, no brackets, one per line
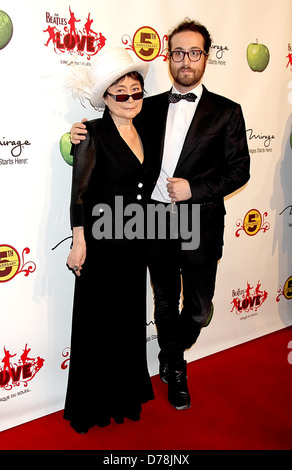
247,39,270,72
0,10,13,50
59,132,73,166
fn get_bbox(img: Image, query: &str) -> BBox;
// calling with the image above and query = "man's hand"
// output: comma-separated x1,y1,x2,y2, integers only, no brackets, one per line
70,118,88,144
166,177,192,202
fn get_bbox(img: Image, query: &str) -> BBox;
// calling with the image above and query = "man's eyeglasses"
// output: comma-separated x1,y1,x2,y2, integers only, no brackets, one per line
106,91,144,102
169,50,207,63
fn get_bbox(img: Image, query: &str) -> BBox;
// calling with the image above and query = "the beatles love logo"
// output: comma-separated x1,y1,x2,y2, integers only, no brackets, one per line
44,7,106,59
231,281,268,316
0,345,44,390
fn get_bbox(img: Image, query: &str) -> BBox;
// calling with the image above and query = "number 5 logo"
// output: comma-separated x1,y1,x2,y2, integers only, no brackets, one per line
133,27,160,61
284,276,292,300
243,209,261,236
0,245,20,282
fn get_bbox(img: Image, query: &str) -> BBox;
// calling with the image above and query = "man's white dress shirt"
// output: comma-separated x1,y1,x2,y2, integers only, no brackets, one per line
151,83,203,203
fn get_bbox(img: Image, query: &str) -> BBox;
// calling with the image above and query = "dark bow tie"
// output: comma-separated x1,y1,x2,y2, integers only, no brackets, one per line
168,92,197,103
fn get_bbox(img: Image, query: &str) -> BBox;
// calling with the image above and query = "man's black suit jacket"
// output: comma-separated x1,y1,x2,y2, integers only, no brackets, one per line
139,85,250,263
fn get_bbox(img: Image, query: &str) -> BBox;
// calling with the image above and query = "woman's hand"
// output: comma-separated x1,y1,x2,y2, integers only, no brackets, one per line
67,227,86,276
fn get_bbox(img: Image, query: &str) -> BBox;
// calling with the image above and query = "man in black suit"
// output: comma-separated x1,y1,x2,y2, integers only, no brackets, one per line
70,19,250,411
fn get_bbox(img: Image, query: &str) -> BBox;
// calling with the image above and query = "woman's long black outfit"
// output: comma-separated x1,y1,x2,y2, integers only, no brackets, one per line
64,108,155,433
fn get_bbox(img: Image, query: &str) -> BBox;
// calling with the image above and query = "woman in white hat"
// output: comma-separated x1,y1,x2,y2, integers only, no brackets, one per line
64,48,156,433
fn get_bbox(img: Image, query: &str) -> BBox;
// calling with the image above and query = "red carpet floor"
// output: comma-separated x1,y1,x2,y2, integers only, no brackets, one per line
1,326,292,451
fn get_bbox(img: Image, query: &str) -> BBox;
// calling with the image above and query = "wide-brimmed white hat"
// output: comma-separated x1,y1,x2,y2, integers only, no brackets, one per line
66,47,149,110
89,47,149,109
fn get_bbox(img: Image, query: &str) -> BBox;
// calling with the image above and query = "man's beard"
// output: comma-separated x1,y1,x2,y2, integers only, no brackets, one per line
170,64,205,88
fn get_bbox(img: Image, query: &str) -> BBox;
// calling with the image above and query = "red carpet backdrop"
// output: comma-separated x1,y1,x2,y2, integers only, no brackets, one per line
0,0,291,432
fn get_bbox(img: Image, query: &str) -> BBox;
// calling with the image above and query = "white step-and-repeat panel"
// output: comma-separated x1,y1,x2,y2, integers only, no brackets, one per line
1,0,291,431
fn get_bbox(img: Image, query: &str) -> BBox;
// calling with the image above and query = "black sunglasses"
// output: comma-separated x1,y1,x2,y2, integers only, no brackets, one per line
106,91,144,102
